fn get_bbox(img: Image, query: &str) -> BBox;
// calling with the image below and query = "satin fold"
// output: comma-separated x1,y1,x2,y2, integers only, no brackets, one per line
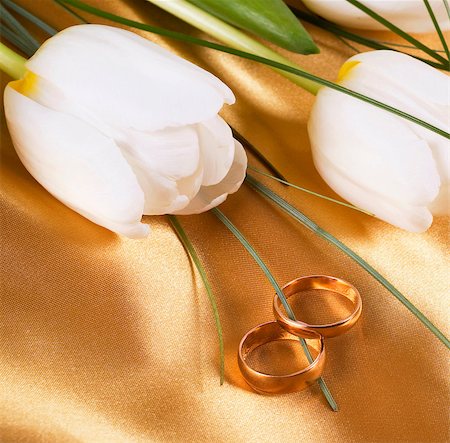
1,1,449,441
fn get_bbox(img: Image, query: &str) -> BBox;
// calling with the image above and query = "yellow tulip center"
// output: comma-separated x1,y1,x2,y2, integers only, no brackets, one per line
337,60,360,82
9,70,38,97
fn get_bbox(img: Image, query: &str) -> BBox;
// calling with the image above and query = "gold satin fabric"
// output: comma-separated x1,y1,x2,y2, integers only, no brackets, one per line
1,1,449,441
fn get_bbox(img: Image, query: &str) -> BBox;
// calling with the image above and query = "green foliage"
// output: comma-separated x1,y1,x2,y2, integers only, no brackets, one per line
187,0,319,54
345,0,449,68
168,215,225,385
57,0,450,139
246,175,450,350
212,208,338,411
290,6,449,70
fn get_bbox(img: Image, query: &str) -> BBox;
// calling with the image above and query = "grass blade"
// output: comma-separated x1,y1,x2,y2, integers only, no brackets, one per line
0,25,35,56
232,128,287,182
2,0,58,36
335,35,360,53
345,0,448,65
54,0,89,23
212,207,338,411
423,0,450,61
248,166,373,215
168,215,225,385
245,175,450,350
0,4,40,52
57,0,450,139
290,6,448,70
375,41,445,52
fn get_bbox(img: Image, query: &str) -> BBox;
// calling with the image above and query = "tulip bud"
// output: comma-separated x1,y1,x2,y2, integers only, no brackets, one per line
308,50,449,232
302,0,450,33
4,25,247,238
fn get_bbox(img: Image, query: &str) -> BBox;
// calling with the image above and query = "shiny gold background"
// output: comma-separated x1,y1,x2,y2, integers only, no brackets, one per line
1,1,449,441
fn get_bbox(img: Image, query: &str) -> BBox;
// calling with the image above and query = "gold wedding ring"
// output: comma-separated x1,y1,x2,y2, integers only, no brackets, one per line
238,321,325,394
273,275,362,338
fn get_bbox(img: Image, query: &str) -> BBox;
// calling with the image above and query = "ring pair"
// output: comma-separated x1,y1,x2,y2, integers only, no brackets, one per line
238,275,362,394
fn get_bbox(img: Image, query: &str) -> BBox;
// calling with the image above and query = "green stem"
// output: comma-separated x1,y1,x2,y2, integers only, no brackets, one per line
0,42,26,79
212,207,338,411
290,6,448,70
2,0,59,36
445,0,450,19
1,26,34,56
54,0,89,23
0,5,41,56
232,128,288,182
246,175,450,350
423,0,450,62
335,35,360,54
145,0,320,95
248,166,373,216
345,0,448,66
376,41,445,53
168,215,225,385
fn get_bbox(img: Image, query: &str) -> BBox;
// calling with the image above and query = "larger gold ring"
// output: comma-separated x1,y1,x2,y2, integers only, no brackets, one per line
273,275,362,338
238,321,325,394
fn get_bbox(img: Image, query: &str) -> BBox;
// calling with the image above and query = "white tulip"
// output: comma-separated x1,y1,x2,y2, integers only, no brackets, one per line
4,24,247,238
308,50,449,232
302,0,450,33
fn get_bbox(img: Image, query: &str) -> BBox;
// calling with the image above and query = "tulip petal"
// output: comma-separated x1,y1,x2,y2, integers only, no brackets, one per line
309,88,441,231
119,126,201,181
340,50,450,216
429,183,449,216
173,140,247,214
4,86,148,238
116,125,205,214
197,116,236,186
26,24,234,132
342,51,449,117
301,0,450,32
313,150,433,232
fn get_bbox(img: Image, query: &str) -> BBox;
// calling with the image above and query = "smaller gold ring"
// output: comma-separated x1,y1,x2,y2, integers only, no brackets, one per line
273,275,362,338
238,321,325,394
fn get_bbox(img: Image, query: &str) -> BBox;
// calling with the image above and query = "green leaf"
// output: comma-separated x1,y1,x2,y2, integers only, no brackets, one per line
186,0,319,54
